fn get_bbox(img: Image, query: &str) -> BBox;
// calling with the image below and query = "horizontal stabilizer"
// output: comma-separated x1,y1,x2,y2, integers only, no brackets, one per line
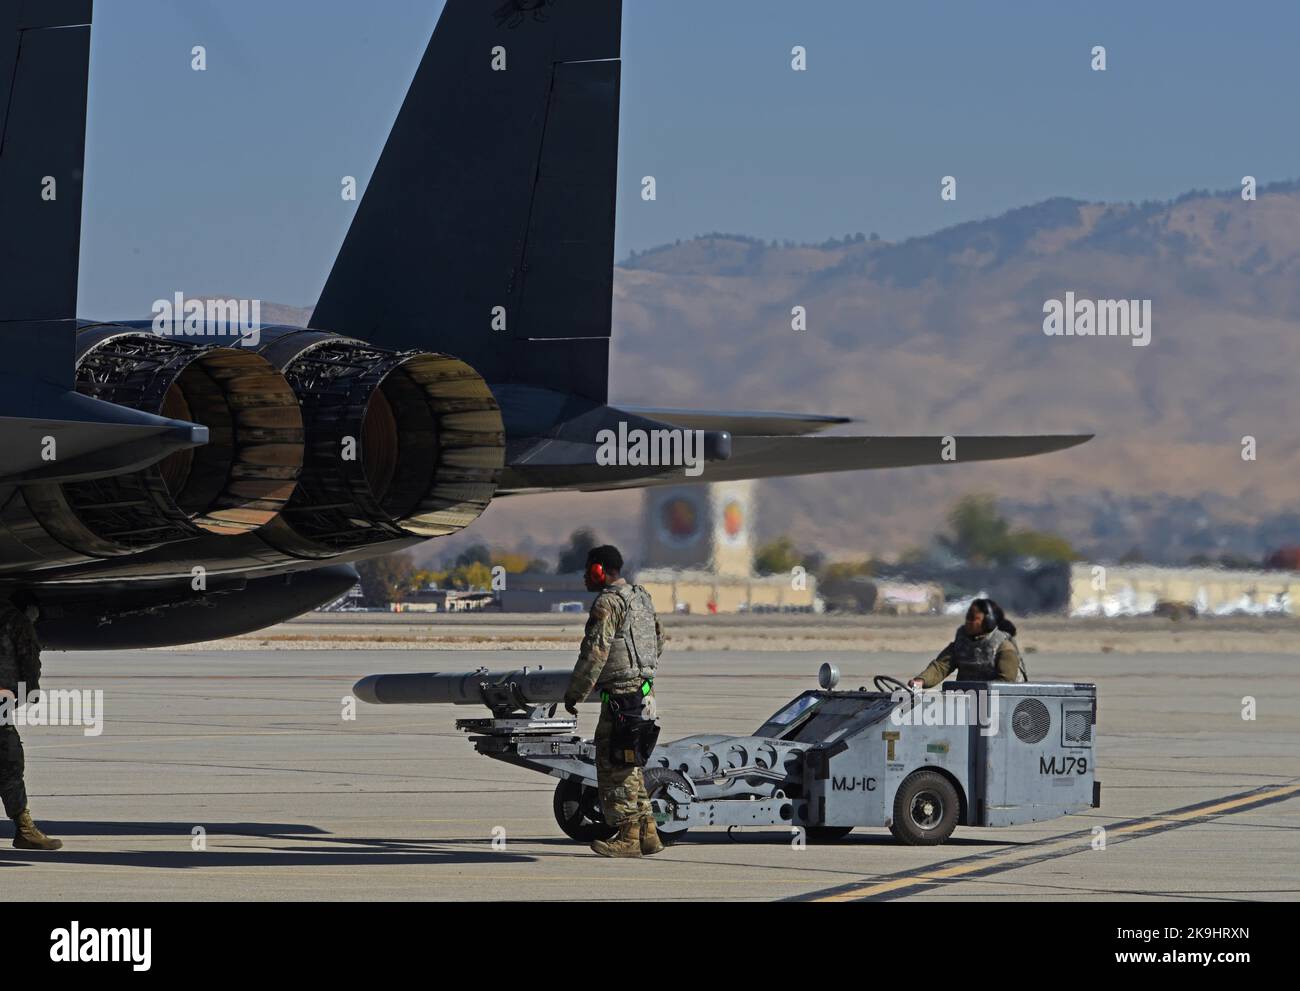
614,407,851,437
0,376,208,485
499,434,1092,494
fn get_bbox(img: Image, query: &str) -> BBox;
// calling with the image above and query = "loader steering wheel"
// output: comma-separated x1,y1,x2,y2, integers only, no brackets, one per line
873,675,913,697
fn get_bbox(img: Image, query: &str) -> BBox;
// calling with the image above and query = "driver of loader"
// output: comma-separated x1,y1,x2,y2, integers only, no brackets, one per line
908,598,1026,689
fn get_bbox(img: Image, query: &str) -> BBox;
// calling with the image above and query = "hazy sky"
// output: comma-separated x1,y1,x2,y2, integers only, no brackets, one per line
78,0,1300,317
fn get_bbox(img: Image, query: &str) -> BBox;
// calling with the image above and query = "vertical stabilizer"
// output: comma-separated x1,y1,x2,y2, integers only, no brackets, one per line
0,0,93,390
311,0,622,402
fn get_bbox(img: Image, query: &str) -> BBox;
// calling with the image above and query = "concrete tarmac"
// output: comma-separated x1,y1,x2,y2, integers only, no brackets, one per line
4,639,1297,901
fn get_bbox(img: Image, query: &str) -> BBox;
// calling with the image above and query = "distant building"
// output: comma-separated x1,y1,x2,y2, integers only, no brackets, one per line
879,561,1071,615
1068,563,1299,617
637,568,820,615
814,575,945,615
484,478,835,615
873,581,945,615
443,591,498,613
396,589,500,613
637,481,818,613
497,572,591,613
318,581,365,611
642,480,757,577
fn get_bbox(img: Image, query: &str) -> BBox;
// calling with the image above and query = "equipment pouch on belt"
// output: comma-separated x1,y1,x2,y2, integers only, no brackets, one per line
604,689,661,768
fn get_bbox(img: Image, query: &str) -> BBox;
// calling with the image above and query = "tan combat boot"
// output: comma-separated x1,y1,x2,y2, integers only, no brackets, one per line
590,820,641,858
640,815,665,856
12,808,63,851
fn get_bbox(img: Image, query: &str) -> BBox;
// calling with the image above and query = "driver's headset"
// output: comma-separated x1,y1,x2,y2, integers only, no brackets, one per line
973,599,998,634
586,562,608,585
974,599,1029,681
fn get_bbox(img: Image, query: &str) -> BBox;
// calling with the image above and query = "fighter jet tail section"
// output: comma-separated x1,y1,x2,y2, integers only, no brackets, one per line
0,2,213,485
0,0,94,389
312,0,622,402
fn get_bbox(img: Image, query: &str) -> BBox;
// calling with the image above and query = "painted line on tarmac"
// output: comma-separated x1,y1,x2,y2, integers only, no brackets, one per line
793,779,1300,902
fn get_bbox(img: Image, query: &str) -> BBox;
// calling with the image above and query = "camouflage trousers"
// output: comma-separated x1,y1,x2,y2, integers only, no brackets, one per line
593,694,656,827
0,724,27,820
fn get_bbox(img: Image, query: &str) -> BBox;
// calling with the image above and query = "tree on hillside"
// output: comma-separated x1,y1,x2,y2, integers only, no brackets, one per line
453,544,492,568
445,561,493,591
355,554,417,606
491,552,533,575
754,537,803,575
754,537,832,577
557,528,599,574
820,559,874,582
940,495,1077,565
1006,529,1077,563
940,495,1011,564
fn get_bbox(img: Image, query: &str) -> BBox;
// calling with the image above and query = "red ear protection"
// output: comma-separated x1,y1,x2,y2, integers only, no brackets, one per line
586,562,606,585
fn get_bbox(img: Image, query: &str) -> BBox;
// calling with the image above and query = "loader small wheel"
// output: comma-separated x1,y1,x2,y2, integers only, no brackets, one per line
891,770,959,846
553,778,616,843
644,767,692,845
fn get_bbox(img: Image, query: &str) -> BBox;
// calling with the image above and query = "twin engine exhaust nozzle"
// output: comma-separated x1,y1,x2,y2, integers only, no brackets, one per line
20,325,505,563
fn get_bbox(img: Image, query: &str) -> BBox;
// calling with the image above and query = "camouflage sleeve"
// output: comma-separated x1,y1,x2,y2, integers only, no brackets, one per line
995,639,1022,682
13,611,40,692
0,615,12,695
655,616,665,659
915,645,955,689
565,592,624,703
0,609,39,695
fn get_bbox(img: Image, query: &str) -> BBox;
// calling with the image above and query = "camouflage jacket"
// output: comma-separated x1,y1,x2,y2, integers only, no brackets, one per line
915,628,1022,688
0,604,41,696
565,580,664,702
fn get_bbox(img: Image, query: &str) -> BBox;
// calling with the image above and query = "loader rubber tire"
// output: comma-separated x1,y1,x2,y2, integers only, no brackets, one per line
553,778,617,843
890,770,959,846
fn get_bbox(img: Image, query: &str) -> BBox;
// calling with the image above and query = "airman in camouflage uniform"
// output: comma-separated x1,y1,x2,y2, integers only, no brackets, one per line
564,545,665,858
910,597,1026,689
0,596,63,850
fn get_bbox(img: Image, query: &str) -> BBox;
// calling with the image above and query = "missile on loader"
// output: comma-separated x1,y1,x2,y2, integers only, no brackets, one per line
354,667,597,713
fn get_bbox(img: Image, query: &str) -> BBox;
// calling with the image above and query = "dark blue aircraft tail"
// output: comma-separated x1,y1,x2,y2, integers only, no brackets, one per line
0,0,93,389
0,1,212,486
310,0,621,403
